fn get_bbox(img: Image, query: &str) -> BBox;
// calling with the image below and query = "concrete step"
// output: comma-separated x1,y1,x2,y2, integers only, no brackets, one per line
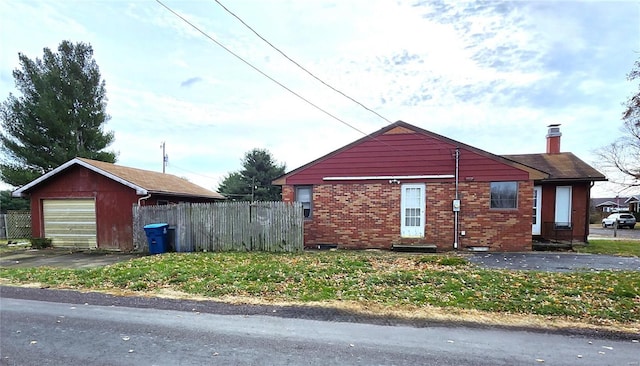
391,244,437,253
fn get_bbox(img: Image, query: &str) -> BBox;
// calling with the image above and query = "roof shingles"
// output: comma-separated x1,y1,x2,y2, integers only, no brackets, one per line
503,153,606,182
77,158,224,199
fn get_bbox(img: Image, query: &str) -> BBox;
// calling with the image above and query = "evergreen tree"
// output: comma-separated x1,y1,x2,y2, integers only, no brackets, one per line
0,190,30,213
0,40,116,187
218,149,286,201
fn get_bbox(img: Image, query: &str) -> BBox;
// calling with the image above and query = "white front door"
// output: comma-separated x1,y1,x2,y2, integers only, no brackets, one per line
401,183,425,237
532,186,542,235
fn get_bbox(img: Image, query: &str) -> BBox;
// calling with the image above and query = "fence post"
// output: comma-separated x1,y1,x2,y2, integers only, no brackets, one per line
0,214,6,239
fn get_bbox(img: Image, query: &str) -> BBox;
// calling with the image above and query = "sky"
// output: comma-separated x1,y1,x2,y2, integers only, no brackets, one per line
0,0,639,198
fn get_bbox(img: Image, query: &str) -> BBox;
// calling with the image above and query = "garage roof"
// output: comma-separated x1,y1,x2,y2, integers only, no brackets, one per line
13,157,225,199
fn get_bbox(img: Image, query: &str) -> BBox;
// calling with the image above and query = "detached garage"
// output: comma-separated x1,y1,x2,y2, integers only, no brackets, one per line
13,157,224,251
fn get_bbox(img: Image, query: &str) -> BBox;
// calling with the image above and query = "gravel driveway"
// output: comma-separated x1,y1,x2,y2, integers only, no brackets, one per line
467,252,640,272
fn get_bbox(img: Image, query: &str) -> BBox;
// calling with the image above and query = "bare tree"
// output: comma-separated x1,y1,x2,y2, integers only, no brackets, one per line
597,58,640,188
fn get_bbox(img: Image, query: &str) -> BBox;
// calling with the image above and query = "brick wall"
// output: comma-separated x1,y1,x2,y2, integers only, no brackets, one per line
282,181,533,252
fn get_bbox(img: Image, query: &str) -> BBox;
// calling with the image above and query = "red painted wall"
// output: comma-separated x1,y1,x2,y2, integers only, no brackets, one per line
285,132,529,185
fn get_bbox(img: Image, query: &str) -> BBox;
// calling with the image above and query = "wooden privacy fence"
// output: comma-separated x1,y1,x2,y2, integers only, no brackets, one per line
132,201,304,253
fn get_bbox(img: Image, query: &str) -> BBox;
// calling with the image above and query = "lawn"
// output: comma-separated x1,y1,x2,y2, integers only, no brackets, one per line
0,239,30,254
1,250,638,333
575,239,640,257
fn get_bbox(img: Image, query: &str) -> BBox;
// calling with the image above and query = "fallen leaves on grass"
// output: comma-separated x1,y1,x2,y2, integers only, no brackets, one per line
1,251,638,331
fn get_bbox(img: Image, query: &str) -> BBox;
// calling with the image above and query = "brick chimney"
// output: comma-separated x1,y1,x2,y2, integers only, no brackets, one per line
546,124,561,154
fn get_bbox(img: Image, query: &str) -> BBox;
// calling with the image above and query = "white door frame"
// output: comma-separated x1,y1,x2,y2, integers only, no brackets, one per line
532,186,542,235
401,183,425,237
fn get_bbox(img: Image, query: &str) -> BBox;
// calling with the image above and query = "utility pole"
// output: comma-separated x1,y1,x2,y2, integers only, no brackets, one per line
160,142,168,173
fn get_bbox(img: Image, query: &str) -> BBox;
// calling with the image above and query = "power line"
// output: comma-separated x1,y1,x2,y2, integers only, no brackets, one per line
212,0,392,125
208,1,485,160
155,0,375,139
170,164,220,180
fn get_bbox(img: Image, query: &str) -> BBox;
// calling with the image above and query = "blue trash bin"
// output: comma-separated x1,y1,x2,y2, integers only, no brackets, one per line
143,223,169,254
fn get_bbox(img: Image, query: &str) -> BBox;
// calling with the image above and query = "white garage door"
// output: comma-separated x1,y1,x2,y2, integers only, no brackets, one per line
43,199,97,249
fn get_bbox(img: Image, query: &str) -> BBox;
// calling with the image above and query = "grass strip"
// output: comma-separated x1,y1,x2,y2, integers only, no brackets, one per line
576,239,640,257
1,251,638,326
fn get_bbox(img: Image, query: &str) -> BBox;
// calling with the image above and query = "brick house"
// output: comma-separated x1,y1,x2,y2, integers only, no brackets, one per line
624,195,640,215
12,157,224,251
273,121,605,251
591,197,628,214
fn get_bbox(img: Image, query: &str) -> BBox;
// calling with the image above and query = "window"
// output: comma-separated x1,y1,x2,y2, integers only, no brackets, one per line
490,182,518,209
295,186,312,218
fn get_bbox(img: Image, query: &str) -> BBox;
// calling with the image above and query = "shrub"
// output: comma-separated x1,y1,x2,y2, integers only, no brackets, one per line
589,213,601,224
437,256,468,266
30,237,52,249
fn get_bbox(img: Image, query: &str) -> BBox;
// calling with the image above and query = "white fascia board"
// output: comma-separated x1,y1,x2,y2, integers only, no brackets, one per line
624,196,639,204
595,201,618,207
323,175,455,181
12,159,79,197
12,158,148,197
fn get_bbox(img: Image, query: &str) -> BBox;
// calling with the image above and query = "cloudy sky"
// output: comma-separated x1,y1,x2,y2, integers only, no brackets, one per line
1,0,638,197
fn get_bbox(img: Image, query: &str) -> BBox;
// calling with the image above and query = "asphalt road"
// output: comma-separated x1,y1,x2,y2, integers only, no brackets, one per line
1,289,639,366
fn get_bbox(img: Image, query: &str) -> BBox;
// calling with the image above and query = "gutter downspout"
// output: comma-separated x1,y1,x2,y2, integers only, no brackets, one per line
454,148,460,250
586,181,594,243
137,194,151,206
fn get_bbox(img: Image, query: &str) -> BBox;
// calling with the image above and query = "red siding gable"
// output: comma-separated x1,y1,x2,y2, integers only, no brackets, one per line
285,129,529,185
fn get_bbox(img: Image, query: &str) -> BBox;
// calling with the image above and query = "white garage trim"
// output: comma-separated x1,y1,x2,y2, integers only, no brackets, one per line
13,158,148,197
43,199,97,249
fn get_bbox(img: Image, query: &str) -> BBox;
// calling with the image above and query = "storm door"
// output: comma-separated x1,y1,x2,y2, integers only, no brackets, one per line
401,183,425,237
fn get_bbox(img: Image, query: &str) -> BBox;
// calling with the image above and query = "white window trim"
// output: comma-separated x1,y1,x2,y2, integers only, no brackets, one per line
323,175,453,181
295,186,312,219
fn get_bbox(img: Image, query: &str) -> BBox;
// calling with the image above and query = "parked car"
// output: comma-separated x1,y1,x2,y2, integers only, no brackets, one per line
601,213,636,229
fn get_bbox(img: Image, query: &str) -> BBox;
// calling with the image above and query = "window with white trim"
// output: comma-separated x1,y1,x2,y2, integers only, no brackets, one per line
490,182,518,209
295,186,312,218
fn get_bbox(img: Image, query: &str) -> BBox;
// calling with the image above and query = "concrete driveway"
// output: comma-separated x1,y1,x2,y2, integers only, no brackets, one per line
0,248,143,269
